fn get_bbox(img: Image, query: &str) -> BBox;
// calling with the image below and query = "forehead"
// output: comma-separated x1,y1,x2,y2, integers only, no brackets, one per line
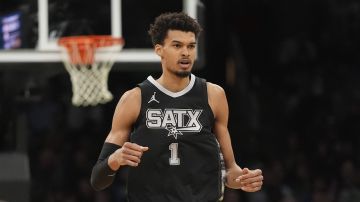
164,30,196,44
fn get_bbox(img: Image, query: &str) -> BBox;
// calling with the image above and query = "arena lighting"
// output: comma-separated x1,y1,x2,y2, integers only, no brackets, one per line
0,11,22,49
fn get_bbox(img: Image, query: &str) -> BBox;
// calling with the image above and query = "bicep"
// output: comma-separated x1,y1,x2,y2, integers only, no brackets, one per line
212,90,230,150
105,88,141,146
208,83,237,168
208,83,229,140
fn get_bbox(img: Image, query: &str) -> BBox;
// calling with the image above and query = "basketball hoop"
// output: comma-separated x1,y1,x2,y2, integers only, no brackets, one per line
58,35,124,106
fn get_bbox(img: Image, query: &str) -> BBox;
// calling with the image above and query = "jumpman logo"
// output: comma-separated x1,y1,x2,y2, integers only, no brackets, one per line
148,92,160,103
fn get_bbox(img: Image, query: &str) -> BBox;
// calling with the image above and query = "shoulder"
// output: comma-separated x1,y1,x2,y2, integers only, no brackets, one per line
120,87,141,102
206,82,226,99
206,82,228,117
114,87,141,115
106,87,142,144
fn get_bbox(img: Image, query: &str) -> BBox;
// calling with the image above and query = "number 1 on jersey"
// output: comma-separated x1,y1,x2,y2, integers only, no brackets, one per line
169,143,180,165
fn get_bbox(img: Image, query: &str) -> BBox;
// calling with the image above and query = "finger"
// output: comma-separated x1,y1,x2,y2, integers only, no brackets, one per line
122,147,143,157
242,180,263,188
236,168,249,181
123,142,146,152
122,153,141,163
241,175,264,185
241,181,263,192
251,169,262,176
254,169,262,175
125,159,139,167
241,185,262,192
242,167,250,173
140,146,149,151
243,168,261,176
239,169,262,181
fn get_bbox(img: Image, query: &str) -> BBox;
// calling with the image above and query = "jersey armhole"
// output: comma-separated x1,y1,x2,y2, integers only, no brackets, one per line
132,83,144,129
200,78,215,123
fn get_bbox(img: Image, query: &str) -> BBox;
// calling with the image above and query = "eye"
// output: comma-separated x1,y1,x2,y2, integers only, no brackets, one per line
188,44,196,49
173,44,181,48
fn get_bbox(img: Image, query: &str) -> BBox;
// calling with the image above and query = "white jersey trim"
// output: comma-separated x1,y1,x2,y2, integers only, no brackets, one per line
147,74,196,98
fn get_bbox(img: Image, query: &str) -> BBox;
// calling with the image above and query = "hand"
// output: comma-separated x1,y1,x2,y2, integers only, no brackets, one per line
237,168,263,192
225,165,263,192
109,142,149,170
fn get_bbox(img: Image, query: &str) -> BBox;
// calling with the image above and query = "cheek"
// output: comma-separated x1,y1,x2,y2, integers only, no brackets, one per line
191,50,197,59
165,52,178,62
189,48,196,56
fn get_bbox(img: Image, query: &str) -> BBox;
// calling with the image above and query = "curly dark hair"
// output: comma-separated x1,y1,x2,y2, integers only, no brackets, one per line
148,12,202,46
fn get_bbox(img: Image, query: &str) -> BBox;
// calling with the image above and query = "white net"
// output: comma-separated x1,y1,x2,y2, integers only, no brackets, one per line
59,36,123,106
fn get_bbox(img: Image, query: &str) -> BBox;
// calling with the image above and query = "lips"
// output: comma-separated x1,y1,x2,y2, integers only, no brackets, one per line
178,59,192,68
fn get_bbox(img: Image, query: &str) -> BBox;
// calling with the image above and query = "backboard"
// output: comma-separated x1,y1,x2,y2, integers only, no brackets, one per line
0,0,205,70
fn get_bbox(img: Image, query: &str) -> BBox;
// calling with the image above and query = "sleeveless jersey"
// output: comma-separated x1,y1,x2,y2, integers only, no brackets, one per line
127,74,222,202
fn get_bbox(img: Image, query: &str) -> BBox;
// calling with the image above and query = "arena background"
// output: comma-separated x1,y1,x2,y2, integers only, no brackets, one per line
0,0,359,201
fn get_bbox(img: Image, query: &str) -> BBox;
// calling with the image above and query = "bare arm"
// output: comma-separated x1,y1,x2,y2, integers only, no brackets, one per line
105,87,148,170
105,87,141,145
207,83,237,169
207,82,263,192
90,87,148,191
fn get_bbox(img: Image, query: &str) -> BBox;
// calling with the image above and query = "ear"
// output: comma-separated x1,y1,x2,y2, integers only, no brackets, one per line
154,44,163,57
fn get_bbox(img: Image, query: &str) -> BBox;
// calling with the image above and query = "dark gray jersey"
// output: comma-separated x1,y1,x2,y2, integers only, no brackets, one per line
127,74,222,202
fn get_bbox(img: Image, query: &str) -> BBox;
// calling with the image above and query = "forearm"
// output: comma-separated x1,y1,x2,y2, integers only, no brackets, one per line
217,130,238,169
90,142,120,191
90,157,117,191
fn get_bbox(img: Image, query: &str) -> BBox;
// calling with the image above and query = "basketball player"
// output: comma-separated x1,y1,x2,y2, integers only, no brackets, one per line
91,12,263,201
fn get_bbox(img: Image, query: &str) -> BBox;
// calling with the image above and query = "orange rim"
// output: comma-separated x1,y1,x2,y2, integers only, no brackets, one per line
58,35,124,48
58,35,124,64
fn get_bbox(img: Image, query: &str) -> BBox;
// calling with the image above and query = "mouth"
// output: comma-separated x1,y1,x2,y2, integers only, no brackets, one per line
178,59,192,69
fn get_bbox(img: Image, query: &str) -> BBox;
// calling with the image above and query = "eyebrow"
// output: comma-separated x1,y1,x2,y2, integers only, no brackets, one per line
172,40,197,45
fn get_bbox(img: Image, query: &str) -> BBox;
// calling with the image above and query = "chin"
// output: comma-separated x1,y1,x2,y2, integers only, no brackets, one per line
175,71,191,78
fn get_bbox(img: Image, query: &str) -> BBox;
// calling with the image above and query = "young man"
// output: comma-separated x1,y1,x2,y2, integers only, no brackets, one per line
91,12,263,201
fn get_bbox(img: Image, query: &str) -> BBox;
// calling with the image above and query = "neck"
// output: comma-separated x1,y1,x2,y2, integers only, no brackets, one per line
157,73,191,93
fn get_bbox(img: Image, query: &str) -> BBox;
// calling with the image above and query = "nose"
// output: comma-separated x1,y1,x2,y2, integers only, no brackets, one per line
181,47,190,57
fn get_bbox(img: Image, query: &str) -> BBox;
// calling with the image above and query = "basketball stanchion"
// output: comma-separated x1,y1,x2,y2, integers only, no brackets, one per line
58,35,124,106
